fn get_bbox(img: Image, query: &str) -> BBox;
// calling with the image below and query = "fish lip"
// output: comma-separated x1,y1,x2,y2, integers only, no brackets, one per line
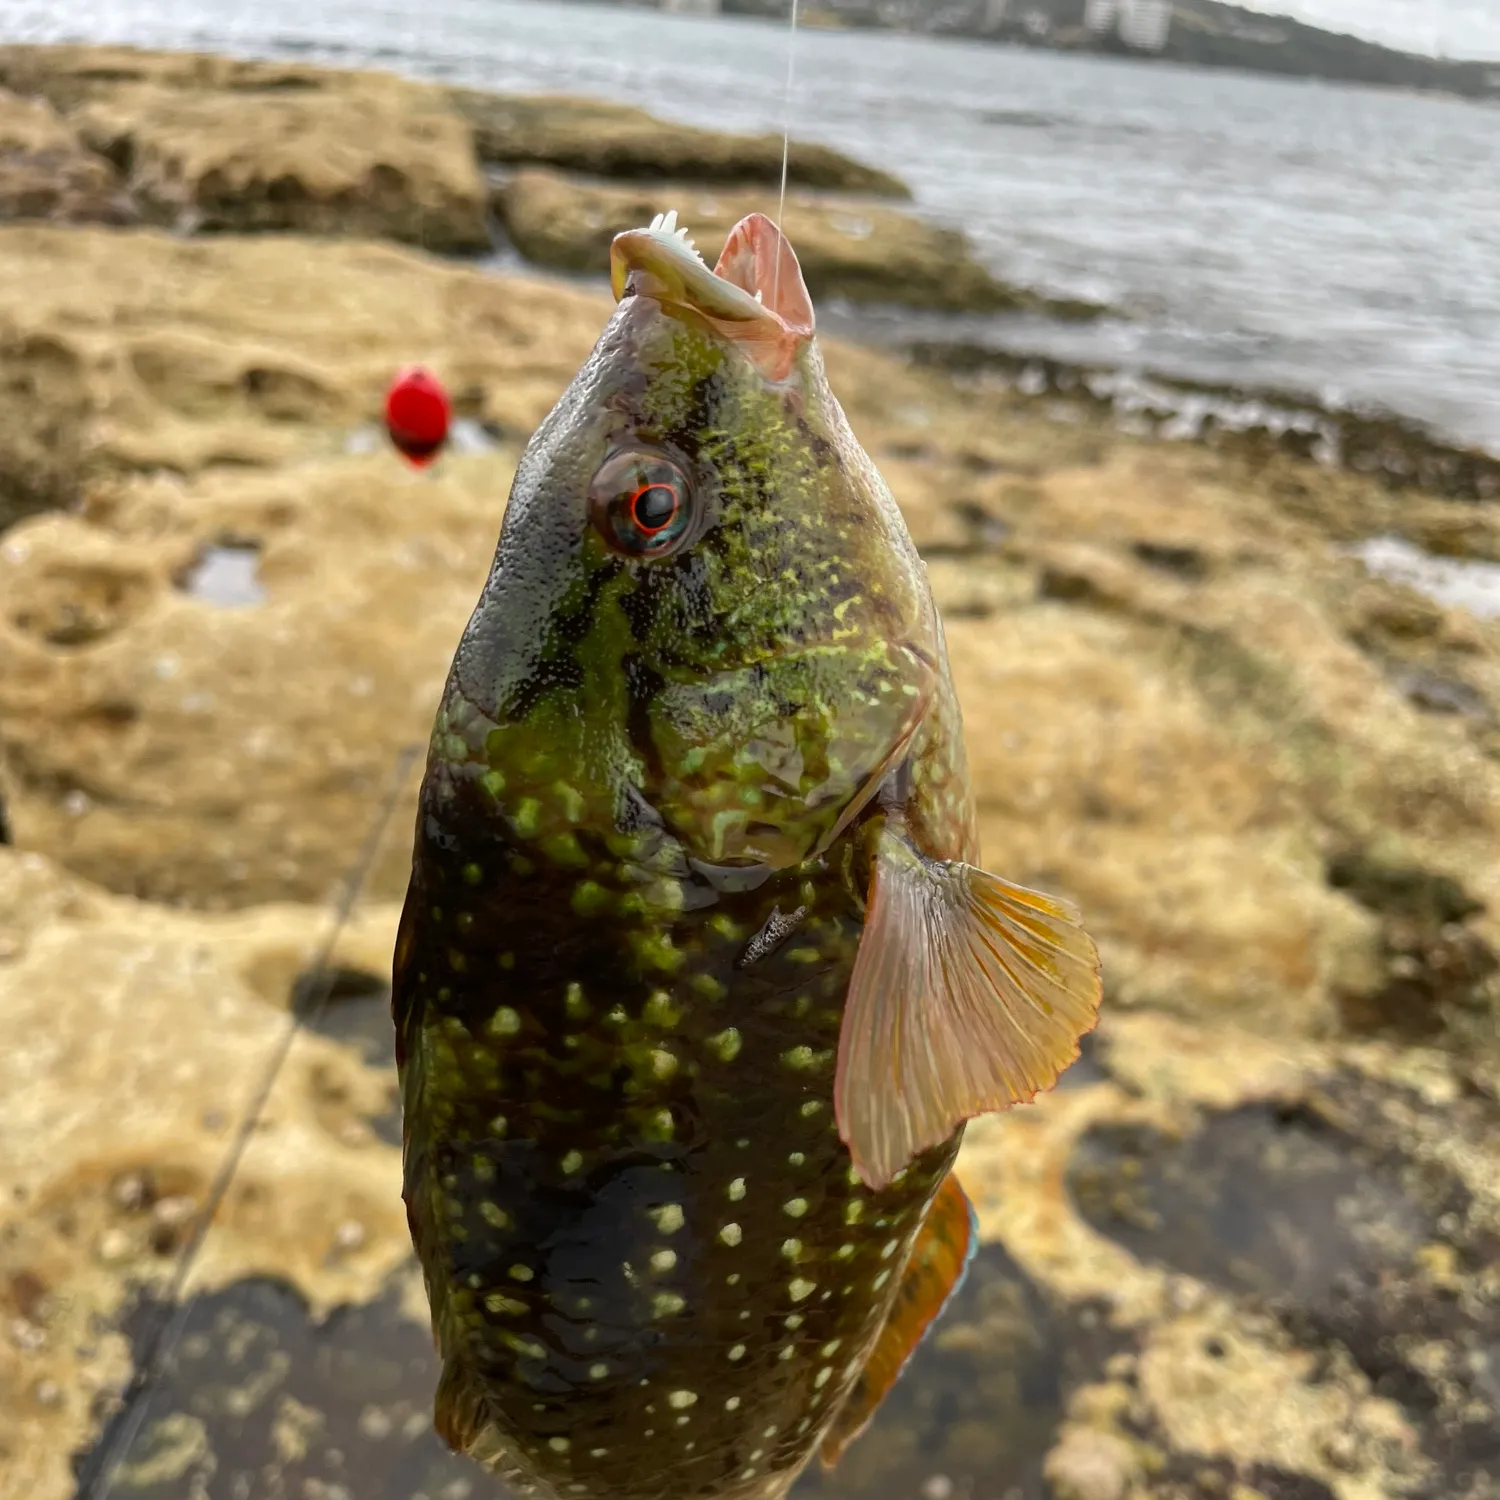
610,212,814,381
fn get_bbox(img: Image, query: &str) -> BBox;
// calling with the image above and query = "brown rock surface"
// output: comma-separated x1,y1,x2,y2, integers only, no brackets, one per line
0,43,910,251
0,843,415,1500
0,195,1498,1498
0,88,136,227
72,79,487,250
0,43,487,250
0,42,344,113
494,168,1094,315
0,222,597,500
450,87,908,197
0,225,1496,1035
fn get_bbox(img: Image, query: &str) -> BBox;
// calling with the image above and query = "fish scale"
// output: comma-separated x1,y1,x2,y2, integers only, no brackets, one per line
395,210,1101,1500
399,773,959,1500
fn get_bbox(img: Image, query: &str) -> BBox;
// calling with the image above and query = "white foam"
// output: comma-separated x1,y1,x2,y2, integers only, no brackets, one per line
1349,535,1500,621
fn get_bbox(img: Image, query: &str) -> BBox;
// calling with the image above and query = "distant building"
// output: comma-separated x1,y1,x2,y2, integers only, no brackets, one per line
1118,0,1171,50
1083,0,1118,33
661,0,720,13
1085,0,1172,53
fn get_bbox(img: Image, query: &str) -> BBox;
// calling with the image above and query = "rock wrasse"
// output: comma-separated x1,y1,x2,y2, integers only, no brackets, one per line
392,210,1101,1500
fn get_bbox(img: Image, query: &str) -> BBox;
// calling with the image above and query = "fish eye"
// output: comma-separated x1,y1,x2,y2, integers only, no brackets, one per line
588,449,695,560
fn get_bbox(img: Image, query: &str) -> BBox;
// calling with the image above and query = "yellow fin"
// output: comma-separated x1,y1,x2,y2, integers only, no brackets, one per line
836,825,1102,1190
820,1173,977,1467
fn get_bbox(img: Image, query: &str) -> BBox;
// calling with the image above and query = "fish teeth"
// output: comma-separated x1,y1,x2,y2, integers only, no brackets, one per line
642,208,705,266
753,289,764,304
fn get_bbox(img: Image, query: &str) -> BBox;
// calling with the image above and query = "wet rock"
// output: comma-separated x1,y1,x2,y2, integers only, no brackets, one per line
908,343,1500,502
796,1244,1097,1500
1057,1068,1500,1498
0,843,410,1500
494,169,1068,314
0,89,136,226
451,88,908,196
1327,853,1498,1041
1067,1102,1451,1305
76,1277,470,1500
1392,665,1491,719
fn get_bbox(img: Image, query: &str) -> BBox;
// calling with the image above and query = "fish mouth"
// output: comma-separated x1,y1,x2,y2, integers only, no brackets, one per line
610,211,815,383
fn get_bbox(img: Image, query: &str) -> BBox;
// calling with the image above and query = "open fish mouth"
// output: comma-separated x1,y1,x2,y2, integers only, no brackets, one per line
610,210,816,381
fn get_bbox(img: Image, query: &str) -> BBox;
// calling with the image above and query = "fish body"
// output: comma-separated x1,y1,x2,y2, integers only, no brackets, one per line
393,212,1100,1500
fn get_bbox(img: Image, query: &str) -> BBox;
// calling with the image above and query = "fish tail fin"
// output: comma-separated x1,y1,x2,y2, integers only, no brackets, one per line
836,824,1102,1190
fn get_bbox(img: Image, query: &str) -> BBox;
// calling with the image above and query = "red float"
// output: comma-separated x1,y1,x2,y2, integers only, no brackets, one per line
384,366,452,467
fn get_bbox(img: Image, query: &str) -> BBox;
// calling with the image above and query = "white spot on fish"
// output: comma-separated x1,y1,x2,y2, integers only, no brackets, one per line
652,1204,685,1234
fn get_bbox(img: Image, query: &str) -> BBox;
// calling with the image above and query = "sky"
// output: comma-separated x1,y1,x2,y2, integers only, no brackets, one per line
1240,0,1500,58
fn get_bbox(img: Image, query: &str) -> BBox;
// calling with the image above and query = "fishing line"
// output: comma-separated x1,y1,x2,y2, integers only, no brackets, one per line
772,0,801,311
74,742,423,1500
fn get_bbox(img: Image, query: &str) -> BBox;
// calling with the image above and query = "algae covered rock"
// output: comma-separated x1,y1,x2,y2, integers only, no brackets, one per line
495,167,1069,313
451,87,908,197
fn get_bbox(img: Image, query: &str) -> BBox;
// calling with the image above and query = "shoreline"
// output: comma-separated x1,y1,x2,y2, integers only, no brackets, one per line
474,250,1500,500
693,0,1500,104
4,35,1495,482
899,334,1500,507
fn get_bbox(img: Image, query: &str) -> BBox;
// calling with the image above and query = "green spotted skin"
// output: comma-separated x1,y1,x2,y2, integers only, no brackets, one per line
394,288,978,1500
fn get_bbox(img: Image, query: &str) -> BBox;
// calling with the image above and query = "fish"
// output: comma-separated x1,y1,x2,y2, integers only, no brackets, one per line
391,208,1102,1500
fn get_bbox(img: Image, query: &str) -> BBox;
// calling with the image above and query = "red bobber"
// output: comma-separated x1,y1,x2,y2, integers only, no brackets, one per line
384,366,452,467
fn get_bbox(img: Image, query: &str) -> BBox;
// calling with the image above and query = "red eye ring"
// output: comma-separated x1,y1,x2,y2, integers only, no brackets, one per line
588,448,696,560
627,481,681,537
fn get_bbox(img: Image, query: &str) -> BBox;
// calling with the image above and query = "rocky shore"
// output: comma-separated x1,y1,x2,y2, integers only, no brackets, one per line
0,42,1497,1500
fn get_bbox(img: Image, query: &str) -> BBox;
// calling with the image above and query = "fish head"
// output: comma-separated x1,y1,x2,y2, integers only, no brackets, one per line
436,212,939,875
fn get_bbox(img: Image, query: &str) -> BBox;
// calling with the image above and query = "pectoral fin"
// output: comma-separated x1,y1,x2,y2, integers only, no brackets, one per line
836,824,1102,1190
820,1172,977,1467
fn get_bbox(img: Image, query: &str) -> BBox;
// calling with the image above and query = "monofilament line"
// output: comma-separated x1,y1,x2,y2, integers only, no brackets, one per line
772,0,801,311
74,742,423,1500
